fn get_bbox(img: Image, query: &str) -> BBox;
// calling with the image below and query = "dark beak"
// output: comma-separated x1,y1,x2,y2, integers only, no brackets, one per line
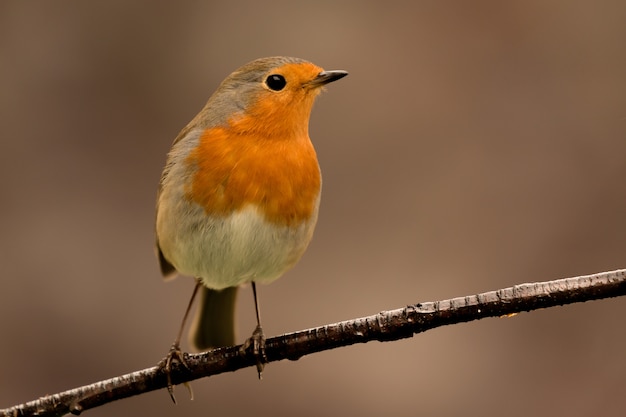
309,70,348,87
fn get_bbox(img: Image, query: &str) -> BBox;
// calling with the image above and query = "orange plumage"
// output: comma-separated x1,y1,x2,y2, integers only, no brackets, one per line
185,124,321,226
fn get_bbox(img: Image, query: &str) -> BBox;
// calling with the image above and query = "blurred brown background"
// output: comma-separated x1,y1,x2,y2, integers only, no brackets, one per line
1,1,625,416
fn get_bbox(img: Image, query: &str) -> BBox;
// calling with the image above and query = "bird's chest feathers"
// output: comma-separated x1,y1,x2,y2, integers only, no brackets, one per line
185,127,321,226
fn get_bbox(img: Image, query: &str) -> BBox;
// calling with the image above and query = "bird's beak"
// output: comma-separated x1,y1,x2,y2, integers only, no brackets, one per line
308,70,348,87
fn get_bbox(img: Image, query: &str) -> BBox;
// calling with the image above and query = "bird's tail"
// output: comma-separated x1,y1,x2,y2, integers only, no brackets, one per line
189,286,238,350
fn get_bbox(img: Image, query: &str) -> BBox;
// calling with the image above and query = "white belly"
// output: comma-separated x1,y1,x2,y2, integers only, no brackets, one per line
156,201,319,289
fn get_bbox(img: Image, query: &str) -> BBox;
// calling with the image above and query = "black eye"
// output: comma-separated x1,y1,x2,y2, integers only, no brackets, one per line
265,74,286,91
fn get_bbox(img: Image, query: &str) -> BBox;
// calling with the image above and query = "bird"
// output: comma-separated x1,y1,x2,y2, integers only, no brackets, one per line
154,56,347,398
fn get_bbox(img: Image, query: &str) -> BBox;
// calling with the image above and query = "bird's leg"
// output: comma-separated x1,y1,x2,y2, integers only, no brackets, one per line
158,281,200,403
240,281,267,378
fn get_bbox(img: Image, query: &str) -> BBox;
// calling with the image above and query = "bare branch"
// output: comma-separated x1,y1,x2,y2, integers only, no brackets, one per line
3,269,625,417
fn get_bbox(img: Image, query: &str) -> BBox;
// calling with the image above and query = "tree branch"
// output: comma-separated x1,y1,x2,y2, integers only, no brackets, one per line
3,269,625,417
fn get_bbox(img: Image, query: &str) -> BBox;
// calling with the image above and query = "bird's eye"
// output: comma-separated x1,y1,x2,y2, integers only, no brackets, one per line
265,74,286,91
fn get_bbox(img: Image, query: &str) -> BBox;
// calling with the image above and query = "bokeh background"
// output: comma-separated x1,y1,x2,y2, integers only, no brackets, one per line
1,1,625,416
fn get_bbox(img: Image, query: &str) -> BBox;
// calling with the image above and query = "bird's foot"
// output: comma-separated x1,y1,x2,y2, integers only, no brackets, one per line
240,324,267,379
158,342,194,403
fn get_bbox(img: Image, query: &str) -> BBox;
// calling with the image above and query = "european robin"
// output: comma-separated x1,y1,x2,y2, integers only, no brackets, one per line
155,56,347,396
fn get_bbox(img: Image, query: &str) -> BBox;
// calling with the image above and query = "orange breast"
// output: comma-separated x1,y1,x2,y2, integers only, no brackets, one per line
185,126,321,227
